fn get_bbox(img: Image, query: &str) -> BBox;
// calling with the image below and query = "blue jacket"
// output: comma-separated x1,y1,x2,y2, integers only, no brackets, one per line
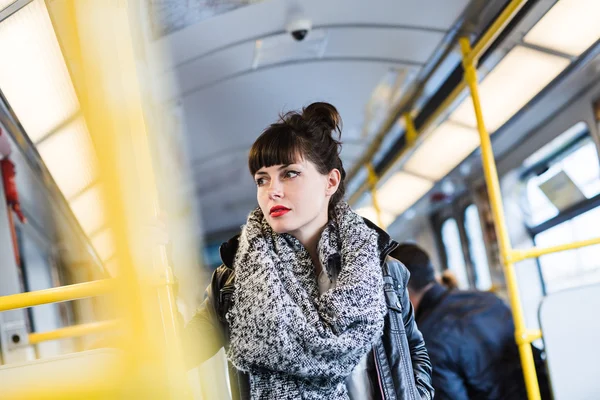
415,284,551,400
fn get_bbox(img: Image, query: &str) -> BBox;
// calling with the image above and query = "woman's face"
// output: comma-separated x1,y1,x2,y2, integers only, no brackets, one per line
254,158,339,242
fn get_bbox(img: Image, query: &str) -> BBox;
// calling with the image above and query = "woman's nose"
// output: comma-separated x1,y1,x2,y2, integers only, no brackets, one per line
268,181,283,199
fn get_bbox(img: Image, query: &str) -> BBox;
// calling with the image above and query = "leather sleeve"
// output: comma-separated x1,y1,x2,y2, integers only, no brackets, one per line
393,259,435,400
181,267,227,369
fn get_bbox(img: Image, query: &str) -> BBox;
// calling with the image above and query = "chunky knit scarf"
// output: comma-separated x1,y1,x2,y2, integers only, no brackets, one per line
226,202,386,399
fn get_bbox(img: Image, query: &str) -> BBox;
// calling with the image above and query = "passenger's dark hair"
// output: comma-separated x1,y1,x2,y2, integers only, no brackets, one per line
389,243,436,291
248,102,346,216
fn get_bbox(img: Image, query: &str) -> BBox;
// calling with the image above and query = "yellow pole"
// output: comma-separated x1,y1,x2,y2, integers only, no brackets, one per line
465,0,527,66
511,236,600,262
29,320,120,345
460,37,541,400
366,164,385,228
404,112,417,146
0,280,115,312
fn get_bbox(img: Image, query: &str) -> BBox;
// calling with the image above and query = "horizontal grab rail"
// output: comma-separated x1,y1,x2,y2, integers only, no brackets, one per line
510,237,600,263
28,320,120,344
0,279,116,312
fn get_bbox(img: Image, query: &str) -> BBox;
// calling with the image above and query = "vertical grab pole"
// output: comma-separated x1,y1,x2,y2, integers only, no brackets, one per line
404,113,418,146
366,164,385,228
459,37,541,400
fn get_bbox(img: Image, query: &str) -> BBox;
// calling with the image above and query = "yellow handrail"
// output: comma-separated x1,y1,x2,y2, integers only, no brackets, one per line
516,329,543,346
0,279,116,313
464,0,528,66
404,112,418,146
350,0,529,206
511,237,600,262
367,164,385,228
460,36,541,400
28,320,120,345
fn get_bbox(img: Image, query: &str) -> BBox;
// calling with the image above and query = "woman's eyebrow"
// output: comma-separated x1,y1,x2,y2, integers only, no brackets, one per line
255,164,294,176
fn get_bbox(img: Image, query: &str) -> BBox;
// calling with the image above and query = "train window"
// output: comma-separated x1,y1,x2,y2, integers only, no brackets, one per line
464,205,492,290
535,206,600,292
521,121,600,293
441,218,469,289
522,123,599,226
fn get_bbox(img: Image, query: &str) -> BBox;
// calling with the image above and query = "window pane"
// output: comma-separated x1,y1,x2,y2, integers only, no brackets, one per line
561,141,600,198
441,218,469,289
522,124,600,227
465,205,492,290
535,206,600,292
527,174,559,226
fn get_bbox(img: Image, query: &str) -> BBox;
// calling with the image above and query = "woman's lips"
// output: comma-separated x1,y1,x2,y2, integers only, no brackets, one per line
270,206,290,217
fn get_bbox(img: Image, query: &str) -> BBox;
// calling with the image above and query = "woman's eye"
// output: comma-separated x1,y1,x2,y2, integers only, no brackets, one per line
284,170,300,179
255,178,265,186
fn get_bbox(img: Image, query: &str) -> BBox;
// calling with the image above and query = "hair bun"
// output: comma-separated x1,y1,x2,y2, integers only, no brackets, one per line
302,102,342,138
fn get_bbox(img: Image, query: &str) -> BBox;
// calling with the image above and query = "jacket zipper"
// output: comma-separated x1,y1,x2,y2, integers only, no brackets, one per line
373,348,387,400
382,241,420,400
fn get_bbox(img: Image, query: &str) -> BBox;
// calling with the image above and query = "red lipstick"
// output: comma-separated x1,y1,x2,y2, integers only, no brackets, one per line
270,205,290,217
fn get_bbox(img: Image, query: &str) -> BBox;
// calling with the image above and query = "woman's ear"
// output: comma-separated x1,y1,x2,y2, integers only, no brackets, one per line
326,169,341,197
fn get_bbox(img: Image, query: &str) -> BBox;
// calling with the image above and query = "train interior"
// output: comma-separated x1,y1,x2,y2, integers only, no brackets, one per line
0,0,599,398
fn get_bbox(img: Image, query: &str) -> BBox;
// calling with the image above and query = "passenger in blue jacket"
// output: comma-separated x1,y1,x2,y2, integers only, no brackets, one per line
391,243,551,400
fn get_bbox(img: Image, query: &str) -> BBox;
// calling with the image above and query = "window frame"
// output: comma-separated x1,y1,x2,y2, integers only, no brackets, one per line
519,123,600,292
432,196,477,289
521,127,600,235
464,203,493,290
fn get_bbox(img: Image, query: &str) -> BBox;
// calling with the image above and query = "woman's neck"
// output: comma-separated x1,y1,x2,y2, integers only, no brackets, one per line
292,223,327,276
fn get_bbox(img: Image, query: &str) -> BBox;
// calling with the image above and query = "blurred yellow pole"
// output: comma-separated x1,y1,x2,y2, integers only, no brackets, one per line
46,0,191,398
0,280,115,312
404,113,417,146
366,164,385,228
460,37,541,400
29,320,120,344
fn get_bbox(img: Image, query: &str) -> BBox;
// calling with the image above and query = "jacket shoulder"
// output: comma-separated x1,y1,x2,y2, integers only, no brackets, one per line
384,256,410,290
210,264,235,295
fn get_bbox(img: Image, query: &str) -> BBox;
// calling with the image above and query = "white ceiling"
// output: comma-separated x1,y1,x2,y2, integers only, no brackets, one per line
158,0,472,236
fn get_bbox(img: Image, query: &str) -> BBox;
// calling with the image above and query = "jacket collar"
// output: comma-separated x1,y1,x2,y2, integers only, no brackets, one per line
218,217,397,269
362,217,399,264
219,234,240,270
415,283,448,323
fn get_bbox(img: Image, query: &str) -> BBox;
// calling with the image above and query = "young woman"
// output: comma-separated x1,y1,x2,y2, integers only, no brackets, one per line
184,102,434,400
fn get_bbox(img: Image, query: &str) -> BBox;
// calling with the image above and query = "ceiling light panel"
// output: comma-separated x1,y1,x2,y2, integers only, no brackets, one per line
524,0,600,57
450,46,570,132
404,121,481,180
0,0,79,143
377,171,434,215
69,185,105,235
37,116,98,200
0,0,16,11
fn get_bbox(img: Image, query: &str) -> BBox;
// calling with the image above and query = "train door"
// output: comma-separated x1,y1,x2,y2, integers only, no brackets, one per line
432,193,494,291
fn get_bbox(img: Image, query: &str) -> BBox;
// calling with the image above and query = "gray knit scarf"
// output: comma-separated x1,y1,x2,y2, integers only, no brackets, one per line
226,202,386,399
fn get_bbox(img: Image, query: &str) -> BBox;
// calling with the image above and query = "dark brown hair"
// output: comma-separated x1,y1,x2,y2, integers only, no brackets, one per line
248,102,346,215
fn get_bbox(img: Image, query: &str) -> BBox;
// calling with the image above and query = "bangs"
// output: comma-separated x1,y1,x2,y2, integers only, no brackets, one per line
248,124,304,175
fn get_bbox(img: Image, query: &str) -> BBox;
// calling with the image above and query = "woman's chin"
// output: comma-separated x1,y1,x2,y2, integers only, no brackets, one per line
268,219,294,234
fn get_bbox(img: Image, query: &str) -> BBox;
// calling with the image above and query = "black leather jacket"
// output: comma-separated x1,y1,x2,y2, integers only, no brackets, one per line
184,220,434,399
